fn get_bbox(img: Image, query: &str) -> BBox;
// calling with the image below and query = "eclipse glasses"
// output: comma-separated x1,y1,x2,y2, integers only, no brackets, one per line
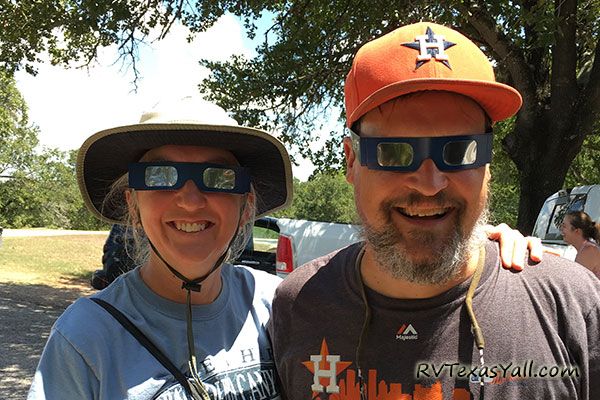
128,162,251,194
349,129,493,172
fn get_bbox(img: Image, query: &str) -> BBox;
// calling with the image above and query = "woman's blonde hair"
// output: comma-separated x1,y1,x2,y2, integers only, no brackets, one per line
102,173,258,266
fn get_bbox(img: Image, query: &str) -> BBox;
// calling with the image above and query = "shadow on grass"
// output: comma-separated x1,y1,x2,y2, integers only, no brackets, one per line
71,269,95,282
0,278,95,399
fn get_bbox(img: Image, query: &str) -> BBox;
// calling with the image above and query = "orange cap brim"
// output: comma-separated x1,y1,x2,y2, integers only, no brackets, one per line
347,78,522,127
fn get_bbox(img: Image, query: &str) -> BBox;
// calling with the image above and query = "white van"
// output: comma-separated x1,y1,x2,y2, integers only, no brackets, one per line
532,185,600,260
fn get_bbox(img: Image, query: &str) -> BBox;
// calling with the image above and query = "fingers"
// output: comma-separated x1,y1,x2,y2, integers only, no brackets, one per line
486,224,519,270
484,223,509,240
527,236,543,262
487,223,543,271
506,230,526,271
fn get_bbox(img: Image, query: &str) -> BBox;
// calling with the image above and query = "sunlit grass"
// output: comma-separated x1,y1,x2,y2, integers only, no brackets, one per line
0,227,279,286
0,235,107,285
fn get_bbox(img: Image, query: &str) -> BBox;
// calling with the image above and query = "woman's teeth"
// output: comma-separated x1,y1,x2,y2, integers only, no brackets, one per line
175,222,207,232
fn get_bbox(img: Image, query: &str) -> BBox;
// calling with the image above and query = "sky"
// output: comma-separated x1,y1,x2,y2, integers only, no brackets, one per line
14,14,316,180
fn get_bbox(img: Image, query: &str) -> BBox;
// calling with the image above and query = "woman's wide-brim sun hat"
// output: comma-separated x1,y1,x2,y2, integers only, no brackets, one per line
77,96,293,224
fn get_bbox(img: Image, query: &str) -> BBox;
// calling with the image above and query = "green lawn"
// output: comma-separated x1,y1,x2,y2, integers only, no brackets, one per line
0,235,107,285
0,227,279,286
253,226,279,240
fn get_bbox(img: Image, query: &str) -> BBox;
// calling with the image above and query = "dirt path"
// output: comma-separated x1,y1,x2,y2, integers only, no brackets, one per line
0,279,94,399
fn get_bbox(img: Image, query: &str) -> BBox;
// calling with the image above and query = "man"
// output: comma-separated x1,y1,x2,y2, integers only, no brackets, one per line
270,22,600,399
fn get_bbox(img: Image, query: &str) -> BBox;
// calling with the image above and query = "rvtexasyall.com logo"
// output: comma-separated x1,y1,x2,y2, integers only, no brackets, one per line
396,324,418,340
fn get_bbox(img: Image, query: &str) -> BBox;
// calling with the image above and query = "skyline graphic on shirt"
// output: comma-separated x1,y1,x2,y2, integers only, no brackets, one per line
301,338,472,400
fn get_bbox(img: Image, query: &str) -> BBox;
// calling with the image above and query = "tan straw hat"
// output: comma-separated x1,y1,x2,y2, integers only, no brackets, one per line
77,96,293,223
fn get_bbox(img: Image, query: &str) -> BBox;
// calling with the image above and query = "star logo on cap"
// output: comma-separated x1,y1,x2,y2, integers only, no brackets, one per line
401,26,456,69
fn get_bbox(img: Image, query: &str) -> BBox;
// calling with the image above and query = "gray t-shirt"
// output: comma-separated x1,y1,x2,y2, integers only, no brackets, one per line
29,264,282,400
270,240,600,399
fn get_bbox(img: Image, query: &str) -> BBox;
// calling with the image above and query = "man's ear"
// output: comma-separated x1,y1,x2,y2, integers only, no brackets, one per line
343,136,356,184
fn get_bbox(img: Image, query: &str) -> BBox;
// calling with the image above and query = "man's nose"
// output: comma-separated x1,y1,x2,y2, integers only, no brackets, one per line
402,159,449,196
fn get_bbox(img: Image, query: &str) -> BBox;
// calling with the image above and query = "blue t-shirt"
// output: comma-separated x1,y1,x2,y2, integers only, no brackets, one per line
28,264,282,399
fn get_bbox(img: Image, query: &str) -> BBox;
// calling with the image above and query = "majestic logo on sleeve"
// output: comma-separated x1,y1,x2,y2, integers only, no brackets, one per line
401,26,456,69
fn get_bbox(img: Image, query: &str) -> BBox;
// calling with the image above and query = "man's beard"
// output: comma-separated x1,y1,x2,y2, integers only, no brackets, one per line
361,192,489,285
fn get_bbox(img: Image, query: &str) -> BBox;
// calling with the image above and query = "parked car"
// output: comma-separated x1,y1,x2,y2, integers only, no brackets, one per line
223,217,361,279
532,184,600,260
232,216,279,275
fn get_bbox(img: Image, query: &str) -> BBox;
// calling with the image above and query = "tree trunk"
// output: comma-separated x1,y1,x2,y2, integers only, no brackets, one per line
504,105,587,234
479,0,600,234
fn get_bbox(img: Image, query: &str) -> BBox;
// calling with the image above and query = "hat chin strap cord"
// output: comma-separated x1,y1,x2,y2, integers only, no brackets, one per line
148,239,228,292
140,203,246,400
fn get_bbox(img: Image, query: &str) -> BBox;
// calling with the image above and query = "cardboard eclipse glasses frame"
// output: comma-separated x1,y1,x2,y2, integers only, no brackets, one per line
349,129,493,171
128,162,251,194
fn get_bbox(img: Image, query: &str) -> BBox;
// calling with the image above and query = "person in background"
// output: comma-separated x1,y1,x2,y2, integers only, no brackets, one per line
561,210,600,278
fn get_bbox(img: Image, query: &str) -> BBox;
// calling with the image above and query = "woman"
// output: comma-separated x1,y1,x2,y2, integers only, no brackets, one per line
561,210,600,278
28,96,542,400
29,97,292,399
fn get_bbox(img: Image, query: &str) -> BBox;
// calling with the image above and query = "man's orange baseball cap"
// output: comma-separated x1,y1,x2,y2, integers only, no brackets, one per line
345,22,522,127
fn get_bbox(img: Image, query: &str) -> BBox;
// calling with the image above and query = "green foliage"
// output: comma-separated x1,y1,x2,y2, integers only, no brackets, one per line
489,120,520,226
196,1,554,166
0,76,107,230
196,0,600,233
253,226,279,240
2,0,171,76
565,127,600,187
1,0,281,78
3,0,600,231
0,70,39,175
273,173,357,223
0,149,107,230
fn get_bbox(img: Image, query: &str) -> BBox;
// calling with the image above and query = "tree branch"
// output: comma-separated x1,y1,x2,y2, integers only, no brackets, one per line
461,5,538,124
522,0,550,86
574,36,600,138
550,0,578,134
159,0,185,40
